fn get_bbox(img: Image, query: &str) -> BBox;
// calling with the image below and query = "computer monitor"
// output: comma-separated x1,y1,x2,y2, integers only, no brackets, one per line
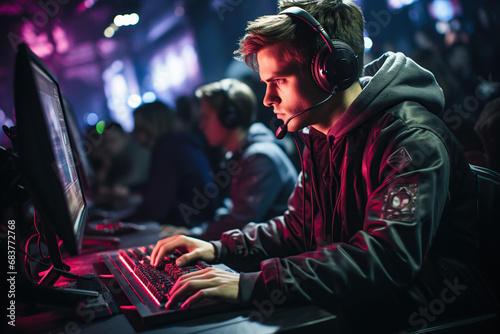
14,43,88,266
61,94,95,196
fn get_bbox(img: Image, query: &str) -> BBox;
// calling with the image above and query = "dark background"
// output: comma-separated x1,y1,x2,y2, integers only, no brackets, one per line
0,0,499,144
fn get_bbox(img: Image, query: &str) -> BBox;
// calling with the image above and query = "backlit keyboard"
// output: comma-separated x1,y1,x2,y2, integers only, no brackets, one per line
118,245,210,307
101,245,238,326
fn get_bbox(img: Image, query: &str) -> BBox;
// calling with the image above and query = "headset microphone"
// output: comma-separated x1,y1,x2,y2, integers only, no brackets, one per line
275,92,334,139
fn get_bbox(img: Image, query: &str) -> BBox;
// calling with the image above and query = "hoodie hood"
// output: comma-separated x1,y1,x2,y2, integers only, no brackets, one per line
245,122,278,145
328,52,445,138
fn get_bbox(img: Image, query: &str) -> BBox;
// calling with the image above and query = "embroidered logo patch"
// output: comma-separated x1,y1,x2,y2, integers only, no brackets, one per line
382,183,418,222
387,147,412,171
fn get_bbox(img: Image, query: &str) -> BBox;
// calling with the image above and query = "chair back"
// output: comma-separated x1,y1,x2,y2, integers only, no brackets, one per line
470,164,500,302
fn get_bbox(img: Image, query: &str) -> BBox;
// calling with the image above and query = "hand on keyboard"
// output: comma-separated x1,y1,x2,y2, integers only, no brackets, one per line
118,243,239,309
119,246,186,306
149,235,240,310
150,235,216,267
165,267,240,310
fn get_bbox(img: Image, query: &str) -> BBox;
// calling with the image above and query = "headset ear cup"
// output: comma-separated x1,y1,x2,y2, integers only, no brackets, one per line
280,7,359,93
222,104,239,129
217,80,240,129
330,40,358,91
312,45,333,93
312,41,359,93
218,98,240,129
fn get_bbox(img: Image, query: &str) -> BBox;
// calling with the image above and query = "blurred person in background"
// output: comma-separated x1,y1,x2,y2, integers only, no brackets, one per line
161,78,298,240
176,95,225,184
124,101,217,227
91,121,151,209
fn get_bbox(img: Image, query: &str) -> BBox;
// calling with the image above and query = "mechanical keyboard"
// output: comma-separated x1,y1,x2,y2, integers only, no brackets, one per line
100,245,238,326
118,245,212,307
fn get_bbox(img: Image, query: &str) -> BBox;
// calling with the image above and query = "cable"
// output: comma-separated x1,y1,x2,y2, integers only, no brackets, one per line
20,243,91,280
33,209,50,260
24,234,41,281
21,210,92,281
21,234,91,280
292,132,307,250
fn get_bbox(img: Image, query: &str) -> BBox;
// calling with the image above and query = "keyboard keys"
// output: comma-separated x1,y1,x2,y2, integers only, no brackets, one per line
132,247,147,261
118,246,209,306
135,264,169,303
164,263,187,280
119,249,140,269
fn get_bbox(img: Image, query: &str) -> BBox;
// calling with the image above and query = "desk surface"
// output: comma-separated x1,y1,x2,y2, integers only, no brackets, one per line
12,223,339,334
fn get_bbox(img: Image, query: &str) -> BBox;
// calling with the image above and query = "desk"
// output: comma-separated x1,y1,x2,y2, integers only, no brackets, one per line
12,223,339,334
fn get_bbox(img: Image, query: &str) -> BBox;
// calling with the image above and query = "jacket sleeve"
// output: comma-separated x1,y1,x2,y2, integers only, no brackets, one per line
217,125,453,307
212,145,313,264
203,153,289,240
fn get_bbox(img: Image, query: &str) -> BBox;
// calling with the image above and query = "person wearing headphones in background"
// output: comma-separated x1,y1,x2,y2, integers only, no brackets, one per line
160,78,298,241
124,100,217,227
150,1,498,332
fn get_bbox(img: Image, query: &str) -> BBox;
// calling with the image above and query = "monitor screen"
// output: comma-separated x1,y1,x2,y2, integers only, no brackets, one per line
15,43,87,258
32,65,86,233
61,95,95,196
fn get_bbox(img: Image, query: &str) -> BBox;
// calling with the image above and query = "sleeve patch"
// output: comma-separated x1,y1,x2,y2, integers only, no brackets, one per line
387,147,412,171
382,183,418,222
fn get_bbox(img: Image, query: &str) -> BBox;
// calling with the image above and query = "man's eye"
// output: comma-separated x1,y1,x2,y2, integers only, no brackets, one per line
275,79,283,84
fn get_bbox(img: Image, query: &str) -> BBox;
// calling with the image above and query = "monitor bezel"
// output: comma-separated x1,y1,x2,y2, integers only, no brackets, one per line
14,43,88,258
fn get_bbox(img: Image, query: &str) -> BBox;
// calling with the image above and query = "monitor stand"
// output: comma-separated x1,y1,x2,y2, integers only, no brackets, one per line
1,133,116,315
21,212,115,314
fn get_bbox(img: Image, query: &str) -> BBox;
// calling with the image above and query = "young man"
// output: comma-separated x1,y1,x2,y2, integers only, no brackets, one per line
150,1,497,331
160,78,298,240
